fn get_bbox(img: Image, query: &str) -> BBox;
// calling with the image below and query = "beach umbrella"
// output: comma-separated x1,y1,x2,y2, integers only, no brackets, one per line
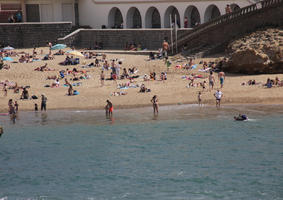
51,44,67,50
2,46,14,51
66,50,84,57
2,57,14,61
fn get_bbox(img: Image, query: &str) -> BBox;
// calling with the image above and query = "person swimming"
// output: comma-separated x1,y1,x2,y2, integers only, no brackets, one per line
234,114,248,121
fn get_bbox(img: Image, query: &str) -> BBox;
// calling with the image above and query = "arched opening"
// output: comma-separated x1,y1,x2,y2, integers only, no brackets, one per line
230,4,240,12
184,6,200,28
145,7,161,28
204,5,220,23
164,6,180,28
108,7,123,28
126,7,142,28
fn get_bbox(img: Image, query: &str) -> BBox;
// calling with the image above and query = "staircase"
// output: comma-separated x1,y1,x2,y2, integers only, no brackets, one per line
173,0,283,56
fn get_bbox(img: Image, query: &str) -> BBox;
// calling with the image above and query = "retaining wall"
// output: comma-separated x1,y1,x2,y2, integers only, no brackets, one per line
59,29,193,50
0,22,72,48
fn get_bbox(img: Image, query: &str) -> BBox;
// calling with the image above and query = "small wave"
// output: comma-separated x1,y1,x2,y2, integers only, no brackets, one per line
247,119,257,122
0,197,8,200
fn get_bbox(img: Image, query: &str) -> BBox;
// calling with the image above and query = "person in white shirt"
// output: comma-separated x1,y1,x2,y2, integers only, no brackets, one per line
214,89,223,108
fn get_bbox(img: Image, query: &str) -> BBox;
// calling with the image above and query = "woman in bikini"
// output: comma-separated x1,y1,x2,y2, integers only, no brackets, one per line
151,95,159,114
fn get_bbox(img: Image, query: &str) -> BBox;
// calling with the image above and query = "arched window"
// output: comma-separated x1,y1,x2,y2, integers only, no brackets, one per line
145,7,161,28
108,7,123,28
126,7,142,28
164,6,180,28
204,5,220,23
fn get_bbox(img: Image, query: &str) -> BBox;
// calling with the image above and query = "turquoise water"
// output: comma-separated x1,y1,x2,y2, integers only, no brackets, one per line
0,105,283,200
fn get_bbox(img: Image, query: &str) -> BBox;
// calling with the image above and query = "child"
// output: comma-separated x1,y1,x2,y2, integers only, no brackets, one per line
34,103,38,111
14,101,19,112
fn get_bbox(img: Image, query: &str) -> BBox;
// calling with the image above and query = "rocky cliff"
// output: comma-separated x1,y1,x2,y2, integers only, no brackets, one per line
224,28,283,74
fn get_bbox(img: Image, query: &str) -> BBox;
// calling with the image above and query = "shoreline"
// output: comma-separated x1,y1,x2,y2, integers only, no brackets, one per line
1,100,283,113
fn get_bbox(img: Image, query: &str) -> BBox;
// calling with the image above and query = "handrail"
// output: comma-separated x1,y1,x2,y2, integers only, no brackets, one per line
175,0,283,50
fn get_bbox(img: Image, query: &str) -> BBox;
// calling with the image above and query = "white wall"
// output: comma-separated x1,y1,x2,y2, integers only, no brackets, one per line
79,0,252,28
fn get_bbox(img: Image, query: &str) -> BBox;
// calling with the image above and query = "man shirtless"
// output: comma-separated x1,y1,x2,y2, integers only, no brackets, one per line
209,71,215,91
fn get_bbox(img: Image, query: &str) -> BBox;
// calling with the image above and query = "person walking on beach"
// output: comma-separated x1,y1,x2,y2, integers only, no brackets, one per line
218,71,225,88
100,70,105,87
8,99,16,123
106,100,113,117
209,71,215,91
162,40,169,59
3,83,7,96
214,89,223,108
41,94,47,111
14,101,19,113
34,103,38,112
151,95,159,114
198,92,202,106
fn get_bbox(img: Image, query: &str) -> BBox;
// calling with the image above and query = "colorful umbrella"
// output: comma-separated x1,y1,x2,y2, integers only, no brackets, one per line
51,44,67,50
66,50,84,57
2,46,14,51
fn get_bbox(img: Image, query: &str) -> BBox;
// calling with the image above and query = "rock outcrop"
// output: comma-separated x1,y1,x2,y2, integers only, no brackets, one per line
224,28,283,74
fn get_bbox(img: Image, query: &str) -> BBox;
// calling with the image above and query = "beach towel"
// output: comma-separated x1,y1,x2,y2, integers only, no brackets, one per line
191,64,198,69
198,68,211,72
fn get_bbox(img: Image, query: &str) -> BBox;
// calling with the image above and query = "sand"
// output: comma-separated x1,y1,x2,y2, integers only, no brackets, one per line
1,47,283,113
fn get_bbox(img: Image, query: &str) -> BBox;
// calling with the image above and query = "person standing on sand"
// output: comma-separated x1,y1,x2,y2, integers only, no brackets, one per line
198,92,202,106
106,100,113,117
14,101,19,113
218,71,225,88
41,94,47,111
3,83,7,96
209,71,215,91
100,70,105,87
151,95,159,114
162,40,169,59
214,89,223,108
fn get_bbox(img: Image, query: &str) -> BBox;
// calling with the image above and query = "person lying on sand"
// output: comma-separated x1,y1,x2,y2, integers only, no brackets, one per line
51,79,60,88
47,75,57,80
34,63,54,72
111,91,127,96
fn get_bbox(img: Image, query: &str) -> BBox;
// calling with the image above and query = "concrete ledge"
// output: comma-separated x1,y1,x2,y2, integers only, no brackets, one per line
0,22,72,25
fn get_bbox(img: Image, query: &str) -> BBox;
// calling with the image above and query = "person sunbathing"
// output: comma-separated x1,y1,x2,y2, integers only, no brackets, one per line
34,63,49,71
140,84,147,93
144,74,150,81
19,55,26,63
2,64,10,70
121,68,129,79
47,75,57,80
54,49,64,55
51,79,60,88
20,88,29,99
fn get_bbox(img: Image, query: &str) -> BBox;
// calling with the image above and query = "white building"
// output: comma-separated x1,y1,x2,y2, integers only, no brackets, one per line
0,0,252,28
0,0,78,24
79,0,251,28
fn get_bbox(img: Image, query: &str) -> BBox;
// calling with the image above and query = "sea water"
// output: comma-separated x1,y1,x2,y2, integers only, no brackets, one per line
0,105,283,200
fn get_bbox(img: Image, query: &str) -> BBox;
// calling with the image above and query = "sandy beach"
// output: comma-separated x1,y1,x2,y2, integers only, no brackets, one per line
1,47,283,113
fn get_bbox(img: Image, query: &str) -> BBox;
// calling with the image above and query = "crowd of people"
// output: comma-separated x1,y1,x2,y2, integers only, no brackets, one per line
1,40,282,122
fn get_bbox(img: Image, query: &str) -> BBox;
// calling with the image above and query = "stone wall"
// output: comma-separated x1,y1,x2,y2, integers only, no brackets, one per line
59,29,193,50
178,1,283,55
0,22,72,48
